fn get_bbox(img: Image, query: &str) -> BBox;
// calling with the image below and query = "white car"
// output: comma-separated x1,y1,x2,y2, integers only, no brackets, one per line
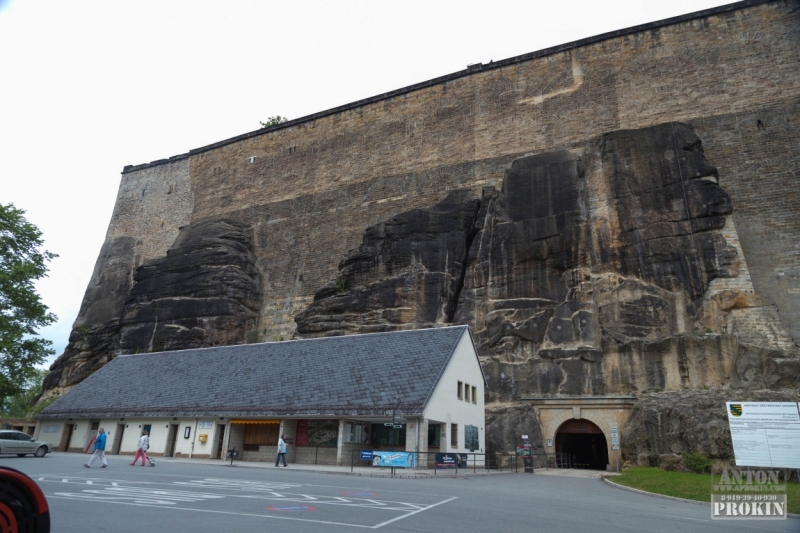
0,430,51,457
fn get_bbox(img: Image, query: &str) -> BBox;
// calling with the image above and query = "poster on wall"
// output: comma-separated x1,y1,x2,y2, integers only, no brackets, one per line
726,402,800,468
295,420,309,447
465,424,479,452
307,420,339,448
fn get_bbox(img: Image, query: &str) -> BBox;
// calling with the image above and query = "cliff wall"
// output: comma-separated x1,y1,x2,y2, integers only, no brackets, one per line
44,0,799,461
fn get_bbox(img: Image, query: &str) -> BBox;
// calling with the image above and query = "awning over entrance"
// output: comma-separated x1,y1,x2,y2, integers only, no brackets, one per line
229,419,280,425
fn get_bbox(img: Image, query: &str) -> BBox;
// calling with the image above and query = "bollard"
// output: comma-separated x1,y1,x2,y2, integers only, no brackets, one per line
226,446,239,466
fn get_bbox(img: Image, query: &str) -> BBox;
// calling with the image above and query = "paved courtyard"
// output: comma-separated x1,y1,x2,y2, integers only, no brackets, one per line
2,453,796,532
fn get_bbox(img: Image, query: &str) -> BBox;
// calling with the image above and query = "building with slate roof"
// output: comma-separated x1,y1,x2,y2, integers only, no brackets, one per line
34,326,485,465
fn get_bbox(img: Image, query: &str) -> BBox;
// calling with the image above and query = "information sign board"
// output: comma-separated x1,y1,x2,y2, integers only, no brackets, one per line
371,451,416,468
610,425,619,450
726,402,800,468
434,453,467,469
360,450,373,461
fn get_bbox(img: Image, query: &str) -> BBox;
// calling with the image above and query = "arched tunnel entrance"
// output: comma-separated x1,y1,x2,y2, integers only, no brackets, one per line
555,419,609,470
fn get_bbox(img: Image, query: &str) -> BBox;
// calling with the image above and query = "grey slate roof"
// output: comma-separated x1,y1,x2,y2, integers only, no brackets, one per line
38,326,473,419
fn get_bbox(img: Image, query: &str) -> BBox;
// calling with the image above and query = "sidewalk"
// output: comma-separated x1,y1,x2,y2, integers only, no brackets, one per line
77,454,512,479
56,452,616,479
170,457,617,478
534,468,619,479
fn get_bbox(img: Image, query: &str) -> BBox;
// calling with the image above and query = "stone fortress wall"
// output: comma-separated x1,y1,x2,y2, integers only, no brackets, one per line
106,0,799,344
45,0,799,464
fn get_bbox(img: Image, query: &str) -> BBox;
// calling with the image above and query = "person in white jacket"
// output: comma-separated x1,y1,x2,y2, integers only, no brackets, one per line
275,434,288,467
129,430,149,466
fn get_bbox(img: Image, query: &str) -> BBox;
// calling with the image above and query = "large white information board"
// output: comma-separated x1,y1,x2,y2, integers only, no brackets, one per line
726,402,800,468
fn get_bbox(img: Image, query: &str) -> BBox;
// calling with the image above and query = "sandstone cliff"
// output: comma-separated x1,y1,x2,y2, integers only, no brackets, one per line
296,122,799,454
44,121,797,461
44,220,261,390
41,1,800,465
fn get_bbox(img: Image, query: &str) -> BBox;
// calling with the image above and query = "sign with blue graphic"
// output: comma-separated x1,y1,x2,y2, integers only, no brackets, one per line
371,451,416,468
360,450,374,461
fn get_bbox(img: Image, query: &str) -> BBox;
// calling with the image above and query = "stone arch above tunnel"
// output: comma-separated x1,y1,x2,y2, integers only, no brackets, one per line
530,396,635,471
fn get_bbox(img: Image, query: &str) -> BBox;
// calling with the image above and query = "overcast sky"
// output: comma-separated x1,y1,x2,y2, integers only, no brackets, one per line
0,0,734,369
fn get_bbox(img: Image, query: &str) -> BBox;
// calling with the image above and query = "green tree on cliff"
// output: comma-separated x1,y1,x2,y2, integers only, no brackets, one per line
260,115,288,128
0,203,57,405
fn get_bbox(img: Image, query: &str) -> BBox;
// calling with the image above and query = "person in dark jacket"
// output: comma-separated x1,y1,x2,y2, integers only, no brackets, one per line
84,428,107,468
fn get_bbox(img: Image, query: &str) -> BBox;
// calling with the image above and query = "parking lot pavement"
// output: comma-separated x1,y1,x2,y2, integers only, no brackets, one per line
2,453,796,533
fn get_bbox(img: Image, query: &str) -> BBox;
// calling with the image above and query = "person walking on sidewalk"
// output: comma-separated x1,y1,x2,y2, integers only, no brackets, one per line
275,434,288,467
129,430,149,466
85,428,107,468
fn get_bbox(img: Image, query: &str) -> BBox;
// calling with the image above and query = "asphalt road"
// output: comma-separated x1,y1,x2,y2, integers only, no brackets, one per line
1,453,796,533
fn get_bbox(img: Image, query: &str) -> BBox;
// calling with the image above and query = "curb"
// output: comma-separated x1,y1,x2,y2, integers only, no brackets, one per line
601,476,800,519
129,455,509,479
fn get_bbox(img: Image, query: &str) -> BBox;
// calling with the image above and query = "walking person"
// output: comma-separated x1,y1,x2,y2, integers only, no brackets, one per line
129,430,149,466
275,434,288,467
84,428,107,468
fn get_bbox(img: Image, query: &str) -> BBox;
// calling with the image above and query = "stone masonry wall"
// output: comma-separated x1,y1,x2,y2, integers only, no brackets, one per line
47,1,799,398
152,0,799,344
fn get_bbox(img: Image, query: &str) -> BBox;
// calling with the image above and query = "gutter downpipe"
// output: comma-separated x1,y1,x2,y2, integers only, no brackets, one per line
415,416,420,468
189,418,199,458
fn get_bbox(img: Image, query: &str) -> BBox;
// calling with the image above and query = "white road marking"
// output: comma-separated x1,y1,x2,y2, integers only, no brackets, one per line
235,491,429,512
43,474,456,528
173,478,302,492
46,498,377,528
371,496,458,529
53,487,226,506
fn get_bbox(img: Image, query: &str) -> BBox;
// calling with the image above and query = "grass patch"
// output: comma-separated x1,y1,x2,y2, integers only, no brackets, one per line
612,467,800,515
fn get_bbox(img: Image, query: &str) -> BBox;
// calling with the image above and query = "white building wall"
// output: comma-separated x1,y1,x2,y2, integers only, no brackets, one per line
71,420,95,452
148,420,171,455
173,421,196,456
422,332,486,454
34,420,63,450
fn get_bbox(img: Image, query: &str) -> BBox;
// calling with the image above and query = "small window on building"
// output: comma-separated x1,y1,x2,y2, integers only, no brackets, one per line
472,386,477,404
464,384,470,402
451,423,458,448
243,424,280,451
372,424,405,446
457,381,463,400
344,421,371,443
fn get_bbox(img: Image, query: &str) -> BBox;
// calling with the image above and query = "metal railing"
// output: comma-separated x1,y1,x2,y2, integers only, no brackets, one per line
347,450,580,475
228,447,580,475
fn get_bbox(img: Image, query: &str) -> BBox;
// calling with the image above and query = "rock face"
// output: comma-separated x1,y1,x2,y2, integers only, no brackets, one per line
622,389,799,468
295,190,481,336
461,124,743,401
294,122,799,456
44,220,260,391
45,121,798,463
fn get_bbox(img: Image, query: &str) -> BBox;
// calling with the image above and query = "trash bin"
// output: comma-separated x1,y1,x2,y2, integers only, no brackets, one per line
523,456,534,474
